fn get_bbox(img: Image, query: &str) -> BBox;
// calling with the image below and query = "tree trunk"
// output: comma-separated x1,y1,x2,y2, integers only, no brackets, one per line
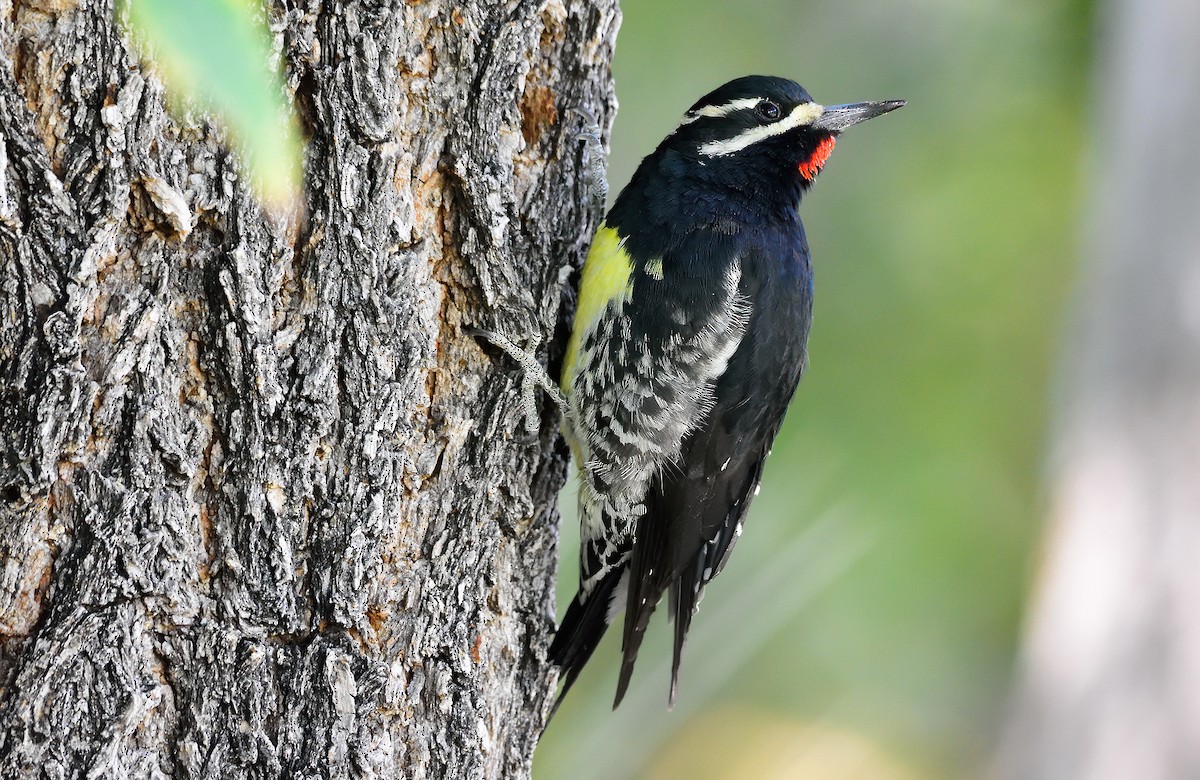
0,1,618,777
996,0,1200,776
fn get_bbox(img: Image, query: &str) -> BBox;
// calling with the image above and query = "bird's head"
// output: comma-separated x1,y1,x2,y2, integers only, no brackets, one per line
665,75,904,195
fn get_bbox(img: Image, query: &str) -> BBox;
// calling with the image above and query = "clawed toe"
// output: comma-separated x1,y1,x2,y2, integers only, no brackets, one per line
472,328,570,433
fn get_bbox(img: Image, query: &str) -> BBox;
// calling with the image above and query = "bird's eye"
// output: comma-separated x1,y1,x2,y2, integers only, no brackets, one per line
756,100,782,120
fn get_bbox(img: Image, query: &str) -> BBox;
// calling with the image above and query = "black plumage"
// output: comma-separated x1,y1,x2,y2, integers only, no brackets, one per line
548,76,903,713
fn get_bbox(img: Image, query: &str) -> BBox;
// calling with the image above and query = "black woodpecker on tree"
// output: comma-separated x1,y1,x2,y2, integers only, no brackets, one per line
480,75,904,714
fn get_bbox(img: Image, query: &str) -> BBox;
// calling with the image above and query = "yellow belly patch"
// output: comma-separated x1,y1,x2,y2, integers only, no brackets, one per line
561,224,633,396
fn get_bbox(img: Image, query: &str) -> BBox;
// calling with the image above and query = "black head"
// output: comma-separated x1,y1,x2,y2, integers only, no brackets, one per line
661,75,904,202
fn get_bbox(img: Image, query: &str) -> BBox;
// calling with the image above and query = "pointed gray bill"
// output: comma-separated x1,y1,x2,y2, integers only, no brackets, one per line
811,100,906,132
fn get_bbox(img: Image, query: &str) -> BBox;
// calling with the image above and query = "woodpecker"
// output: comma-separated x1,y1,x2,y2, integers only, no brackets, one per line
482,76,903,712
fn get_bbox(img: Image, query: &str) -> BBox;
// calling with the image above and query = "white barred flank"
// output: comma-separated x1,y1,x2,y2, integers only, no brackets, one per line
572,258,751,596
606,569,630,623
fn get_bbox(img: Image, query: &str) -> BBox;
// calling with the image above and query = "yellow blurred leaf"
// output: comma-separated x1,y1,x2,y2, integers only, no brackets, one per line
124,0,302,208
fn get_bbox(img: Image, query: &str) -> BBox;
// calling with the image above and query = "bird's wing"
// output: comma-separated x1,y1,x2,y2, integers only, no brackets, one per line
613,239,809,707
549,228,753,709
616,401,783,707
568,233,753,598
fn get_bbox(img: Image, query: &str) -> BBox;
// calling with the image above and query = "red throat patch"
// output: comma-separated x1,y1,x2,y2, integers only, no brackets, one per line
799,136,836,180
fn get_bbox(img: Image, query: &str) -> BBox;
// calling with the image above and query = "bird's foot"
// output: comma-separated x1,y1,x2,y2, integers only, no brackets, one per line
569,107,608,220
473,328,568,434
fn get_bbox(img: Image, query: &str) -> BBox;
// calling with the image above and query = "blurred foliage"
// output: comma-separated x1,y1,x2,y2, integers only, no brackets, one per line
123,0,302,207
536,0,1094,777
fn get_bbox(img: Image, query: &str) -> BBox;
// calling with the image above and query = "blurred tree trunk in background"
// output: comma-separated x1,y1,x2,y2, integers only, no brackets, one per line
0,1,617,777
997,0,1200,777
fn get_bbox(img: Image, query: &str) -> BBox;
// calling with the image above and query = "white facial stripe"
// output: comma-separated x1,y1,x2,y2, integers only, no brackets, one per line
697,101,825,157
676,97,762,127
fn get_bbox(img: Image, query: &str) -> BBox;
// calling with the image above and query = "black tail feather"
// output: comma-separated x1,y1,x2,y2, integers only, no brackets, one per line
546,567,623,721
613,582,659,709
614,511,672,708
668,553,704,706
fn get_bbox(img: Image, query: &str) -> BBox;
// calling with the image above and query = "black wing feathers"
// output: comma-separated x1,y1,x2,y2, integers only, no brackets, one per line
621,415,776,705
612,233,810,704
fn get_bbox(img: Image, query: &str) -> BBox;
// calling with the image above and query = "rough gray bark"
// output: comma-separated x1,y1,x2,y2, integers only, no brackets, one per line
996,0,1200,776
0,1,618,777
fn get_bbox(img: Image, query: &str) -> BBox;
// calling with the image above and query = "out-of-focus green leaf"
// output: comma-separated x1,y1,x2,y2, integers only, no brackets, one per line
124,0,302,208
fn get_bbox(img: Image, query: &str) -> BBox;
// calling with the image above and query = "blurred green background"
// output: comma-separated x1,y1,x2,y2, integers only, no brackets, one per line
535,0,1092,777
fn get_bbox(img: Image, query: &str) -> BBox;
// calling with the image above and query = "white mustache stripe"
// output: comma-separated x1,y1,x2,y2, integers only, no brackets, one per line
697,102,825,157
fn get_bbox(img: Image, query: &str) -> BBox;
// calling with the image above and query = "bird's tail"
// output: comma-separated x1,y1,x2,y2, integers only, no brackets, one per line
546,567,624,721
667,552,706,706
614,509,674,709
